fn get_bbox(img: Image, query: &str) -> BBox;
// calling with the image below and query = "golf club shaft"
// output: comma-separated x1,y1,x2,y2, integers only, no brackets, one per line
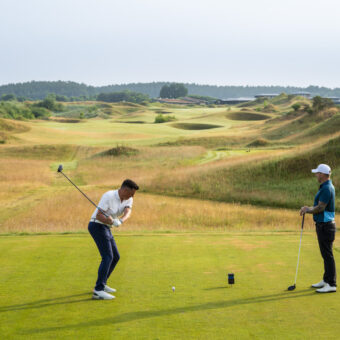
293,214,305,284
59,171,109,218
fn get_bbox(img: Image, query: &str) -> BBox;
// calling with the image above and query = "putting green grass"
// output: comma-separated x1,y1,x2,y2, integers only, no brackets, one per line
1,233,339,339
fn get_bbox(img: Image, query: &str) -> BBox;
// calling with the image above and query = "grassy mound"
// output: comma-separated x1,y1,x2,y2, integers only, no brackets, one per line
301,112,340,138
146,136,340,209
262,104,277,113
155,110,172,114
227,112,270,121
268,136,340,176
247,138,271,147
48,118,84,123
118,102,142,107
158,136,251,148
264,112,340,142
93,146,139,157
0,118,30,133
270,93,294,105
0,132,8,144
118,120,146,124
171,123,222,130
0,144,88,160
238,98,265,107
0,118,30,144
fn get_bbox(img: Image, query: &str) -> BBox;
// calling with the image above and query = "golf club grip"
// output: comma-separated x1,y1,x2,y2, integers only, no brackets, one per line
301,214,305,229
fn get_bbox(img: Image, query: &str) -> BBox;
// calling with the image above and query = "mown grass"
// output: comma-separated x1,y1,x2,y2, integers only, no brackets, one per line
1,233,340,339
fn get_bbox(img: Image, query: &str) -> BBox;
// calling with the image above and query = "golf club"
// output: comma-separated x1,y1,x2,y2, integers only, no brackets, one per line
57,164,109,217
288,214,305,291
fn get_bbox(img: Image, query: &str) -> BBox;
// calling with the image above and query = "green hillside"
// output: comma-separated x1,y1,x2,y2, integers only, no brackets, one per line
143,135,339,209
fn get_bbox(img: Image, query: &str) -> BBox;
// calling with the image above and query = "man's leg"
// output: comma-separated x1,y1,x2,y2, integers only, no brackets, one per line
316,222,337,287
88,222,114,291
106,236,120,282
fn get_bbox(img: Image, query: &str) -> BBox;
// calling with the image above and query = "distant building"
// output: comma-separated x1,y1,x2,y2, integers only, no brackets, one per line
215,97,254,105
291,92,311,98
181,97,208,105
325,97,340,104
254,94,279,99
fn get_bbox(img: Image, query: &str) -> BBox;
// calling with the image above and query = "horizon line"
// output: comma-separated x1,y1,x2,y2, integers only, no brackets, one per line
0,80,340,90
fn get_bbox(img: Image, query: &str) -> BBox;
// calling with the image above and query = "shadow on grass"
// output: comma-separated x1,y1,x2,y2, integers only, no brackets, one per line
0,292,91,313
22,289,315,335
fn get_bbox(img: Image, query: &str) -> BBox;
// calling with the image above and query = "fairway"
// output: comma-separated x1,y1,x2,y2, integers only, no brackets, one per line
1,232,340,339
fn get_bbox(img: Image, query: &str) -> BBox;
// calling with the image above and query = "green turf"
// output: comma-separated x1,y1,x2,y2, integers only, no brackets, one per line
1,233,339,339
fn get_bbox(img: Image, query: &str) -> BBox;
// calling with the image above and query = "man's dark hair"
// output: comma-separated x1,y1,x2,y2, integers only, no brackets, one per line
121,179,139,190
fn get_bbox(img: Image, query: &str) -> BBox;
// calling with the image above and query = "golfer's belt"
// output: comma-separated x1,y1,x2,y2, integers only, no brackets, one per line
90,218,110,227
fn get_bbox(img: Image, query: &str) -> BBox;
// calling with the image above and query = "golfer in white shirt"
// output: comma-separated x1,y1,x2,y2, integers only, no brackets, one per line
88,179,139,300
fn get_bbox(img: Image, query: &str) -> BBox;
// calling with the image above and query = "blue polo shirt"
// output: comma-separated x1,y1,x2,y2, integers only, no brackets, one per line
313,180,335,223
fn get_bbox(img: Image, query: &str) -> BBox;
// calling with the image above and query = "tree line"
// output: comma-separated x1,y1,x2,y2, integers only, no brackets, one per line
1,81,340,100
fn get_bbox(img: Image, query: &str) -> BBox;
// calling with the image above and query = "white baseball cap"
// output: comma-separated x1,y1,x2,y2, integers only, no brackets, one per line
311,164,331,175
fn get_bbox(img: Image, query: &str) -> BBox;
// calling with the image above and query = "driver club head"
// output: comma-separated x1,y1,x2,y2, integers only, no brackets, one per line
57,164,63,173
287,284,296,291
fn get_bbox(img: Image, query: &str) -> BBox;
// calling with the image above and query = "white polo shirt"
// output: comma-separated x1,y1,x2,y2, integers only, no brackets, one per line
91,190,133,225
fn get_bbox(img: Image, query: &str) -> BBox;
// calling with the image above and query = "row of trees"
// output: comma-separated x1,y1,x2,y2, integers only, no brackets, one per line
96,91,149,103
1,93,91,102
2,81,340,100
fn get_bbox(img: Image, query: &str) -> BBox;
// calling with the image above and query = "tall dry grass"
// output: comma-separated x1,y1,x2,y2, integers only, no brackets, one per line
1,190,330,233
0,159,52,202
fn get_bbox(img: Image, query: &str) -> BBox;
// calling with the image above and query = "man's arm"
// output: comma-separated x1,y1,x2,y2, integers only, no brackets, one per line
120,207,132,223
300,201,327,216
96,210,113,225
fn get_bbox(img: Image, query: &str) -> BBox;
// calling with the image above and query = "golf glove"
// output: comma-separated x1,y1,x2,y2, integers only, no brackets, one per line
112,218,123,227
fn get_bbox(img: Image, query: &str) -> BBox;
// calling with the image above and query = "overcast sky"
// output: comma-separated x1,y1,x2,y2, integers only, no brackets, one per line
1,0,340,87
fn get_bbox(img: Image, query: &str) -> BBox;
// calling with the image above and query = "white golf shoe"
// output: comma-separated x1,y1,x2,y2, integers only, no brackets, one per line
311,280,326,288
316,283,337,293
104,285,117,293
92,289,115,300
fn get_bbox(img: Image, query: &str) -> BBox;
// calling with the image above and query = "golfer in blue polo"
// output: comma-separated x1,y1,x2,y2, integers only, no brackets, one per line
88,179,139,300
300,164,336,293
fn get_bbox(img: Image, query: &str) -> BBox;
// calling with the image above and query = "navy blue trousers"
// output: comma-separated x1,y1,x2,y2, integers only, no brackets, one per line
316,221,337,287
88,221,120,291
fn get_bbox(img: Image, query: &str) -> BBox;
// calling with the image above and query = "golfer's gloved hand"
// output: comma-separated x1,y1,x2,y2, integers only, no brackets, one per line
112,218,123,227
